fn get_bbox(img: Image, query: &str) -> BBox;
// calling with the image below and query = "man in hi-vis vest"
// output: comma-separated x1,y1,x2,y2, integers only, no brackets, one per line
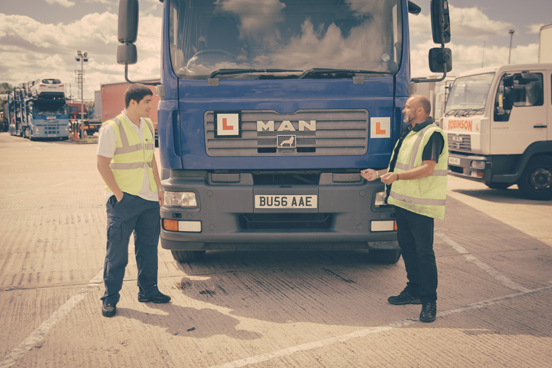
361,95,448,323
97,84,170,318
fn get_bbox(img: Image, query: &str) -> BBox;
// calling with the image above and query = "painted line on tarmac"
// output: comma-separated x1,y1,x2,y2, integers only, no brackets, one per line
0,269,103,368
208,285,552,368
1,182,71,199
436,231,531,293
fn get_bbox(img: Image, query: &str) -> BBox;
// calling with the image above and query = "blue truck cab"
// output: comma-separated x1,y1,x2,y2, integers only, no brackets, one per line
7,85,70,140
117,0,452,263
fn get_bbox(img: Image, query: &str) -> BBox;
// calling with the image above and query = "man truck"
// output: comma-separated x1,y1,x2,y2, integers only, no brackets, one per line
117,0,453,262
443,63,552,200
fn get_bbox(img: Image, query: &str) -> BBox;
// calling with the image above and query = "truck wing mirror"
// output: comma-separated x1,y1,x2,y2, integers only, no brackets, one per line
429,48,452,73
408,1,422,15
431,0,451,44
117,43,137,65
118,0,139,44
411,0,452,84
503,90,514,111
116,0,158,86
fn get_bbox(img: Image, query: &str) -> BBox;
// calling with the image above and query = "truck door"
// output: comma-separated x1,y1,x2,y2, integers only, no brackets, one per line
491,70,547,154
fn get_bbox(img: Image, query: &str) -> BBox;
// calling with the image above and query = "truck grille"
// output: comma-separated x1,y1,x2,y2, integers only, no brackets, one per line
205,109,368,157
239,213,333,230
448,133,471,151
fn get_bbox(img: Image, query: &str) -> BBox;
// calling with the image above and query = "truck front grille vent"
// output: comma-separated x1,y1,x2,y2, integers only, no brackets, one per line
252,173,320,185
239,213,333,230
447,133,471,151
205,109,368,157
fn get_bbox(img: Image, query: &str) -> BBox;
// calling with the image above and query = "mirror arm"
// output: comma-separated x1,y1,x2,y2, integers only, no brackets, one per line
412,41,448,83
413,10,449,85
124,64,159,86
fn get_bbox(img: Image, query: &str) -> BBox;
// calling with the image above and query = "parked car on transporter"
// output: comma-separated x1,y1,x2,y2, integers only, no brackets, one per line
30,78,65,98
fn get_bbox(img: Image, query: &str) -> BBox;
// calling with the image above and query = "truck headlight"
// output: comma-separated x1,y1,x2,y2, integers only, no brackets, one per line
471,161,485,170
164,191,198,208
374,191,388,207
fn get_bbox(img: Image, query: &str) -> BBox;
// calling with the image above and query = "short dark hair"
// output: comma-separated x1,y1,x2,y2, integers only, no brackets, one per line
124,83,153,108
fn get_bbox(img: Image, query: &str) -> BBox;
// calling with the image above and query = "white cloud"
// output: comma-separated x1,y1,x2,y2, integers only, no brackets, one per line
0,10,161,100
411,39,539,78
45,0,76,8
410,5,514,41
527,24,545,34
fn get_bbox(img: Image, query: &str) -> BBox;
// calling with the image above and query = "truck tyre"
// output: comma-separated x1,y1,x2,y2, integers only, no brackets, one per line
517,156,552,200
171,250,206,263
369,249,401,264
485,182,511,190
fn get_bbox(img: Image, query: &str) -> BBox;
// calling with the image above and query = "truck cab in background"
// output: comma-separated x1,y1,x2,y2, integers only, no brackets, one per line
443,64,552,200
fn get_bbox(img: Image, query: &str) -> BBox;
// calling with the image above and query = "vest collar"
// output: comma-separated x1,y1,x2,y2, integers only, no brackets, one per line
401,117,434,137
121,111,144,130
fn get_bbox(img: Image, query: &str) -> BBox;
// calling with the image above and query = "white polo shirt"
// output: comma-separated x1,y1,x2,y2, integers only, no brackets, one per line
97,112,158,202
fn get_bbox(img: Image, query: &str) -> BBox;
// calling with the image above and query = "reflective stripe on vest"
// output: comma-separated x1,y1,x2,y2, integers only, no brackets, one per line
105,114,157,195
387,123,448,219
111,117,155,155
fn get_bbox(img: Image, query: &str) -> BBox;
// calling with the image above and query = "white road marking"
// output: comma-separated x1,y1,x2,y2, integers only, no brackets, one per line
208,286,552,368
0,228,537,367
0,269,104,368
1,182,70,199
436,231,531,293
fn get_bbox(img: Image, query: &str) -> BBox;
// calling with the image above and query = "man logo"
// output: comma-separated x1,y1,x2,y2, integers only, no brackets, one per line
278,135,296,148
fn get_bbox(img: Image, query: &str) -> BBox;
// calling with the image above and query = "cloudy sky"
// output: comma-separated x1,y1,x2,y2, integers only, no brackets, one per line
1,0,551,100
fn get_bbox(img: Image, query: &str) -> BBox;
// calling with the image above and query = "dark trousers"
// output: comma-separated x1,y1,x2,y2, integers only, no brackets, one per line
395,206,438,304
101,193,161,305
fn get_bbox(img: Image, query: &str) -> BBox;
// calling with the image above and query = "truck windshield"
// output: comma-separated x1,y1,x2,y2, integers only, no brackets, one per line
169,0,403,80
32,101,67,116
445,73,495,115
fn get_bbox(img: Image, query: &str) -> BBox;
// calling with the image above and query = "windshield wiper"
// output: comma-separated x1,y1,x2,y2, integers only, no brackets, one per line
299,68,389,79
209,68,303,79
446,108,484,117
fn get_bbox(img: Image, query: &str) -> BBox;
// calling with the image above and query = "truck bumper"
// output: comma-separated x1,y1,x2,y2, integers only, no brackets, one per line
447,153,492,183
160,171,398,252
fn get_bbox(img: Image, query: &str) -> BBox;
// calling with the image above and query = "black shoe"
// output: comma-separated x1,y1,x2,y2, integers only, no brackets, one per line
420,302,437,323
102,303,116,317
388,289,422,305
138,292,171,303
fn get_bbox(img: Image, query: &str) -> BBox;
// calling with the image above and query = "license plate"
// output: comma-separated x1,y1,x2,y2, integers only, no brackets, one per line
255,195,317,209
449,157,461,165
48,134,56,137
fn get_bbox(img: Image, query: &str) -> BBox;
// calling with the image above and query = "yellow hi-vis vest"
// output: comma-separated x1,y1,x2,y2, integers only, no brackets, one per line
387,123,449,220
104,114,157,195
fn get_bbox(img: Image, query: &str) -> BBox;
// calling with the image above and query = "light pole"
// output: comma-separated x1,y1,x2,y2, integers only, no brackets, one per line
75,50,88,139
508,29,515,64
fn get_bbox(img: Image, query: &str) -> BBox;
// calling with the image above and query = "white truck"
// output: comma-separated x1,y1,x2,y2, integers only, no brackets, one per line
443,63,552,200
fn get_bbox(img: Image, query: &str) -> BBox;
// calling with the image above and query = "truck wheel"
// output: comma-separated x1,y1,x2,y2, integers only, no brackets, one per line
369,249,401,264
518,156,552,200
171,250,206,263
485,182,511,190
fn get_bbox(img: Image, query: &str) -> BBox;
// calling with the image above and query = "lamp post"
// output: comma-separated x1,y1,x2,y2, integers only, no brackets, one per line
508,29,515,64
75,50,88,139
